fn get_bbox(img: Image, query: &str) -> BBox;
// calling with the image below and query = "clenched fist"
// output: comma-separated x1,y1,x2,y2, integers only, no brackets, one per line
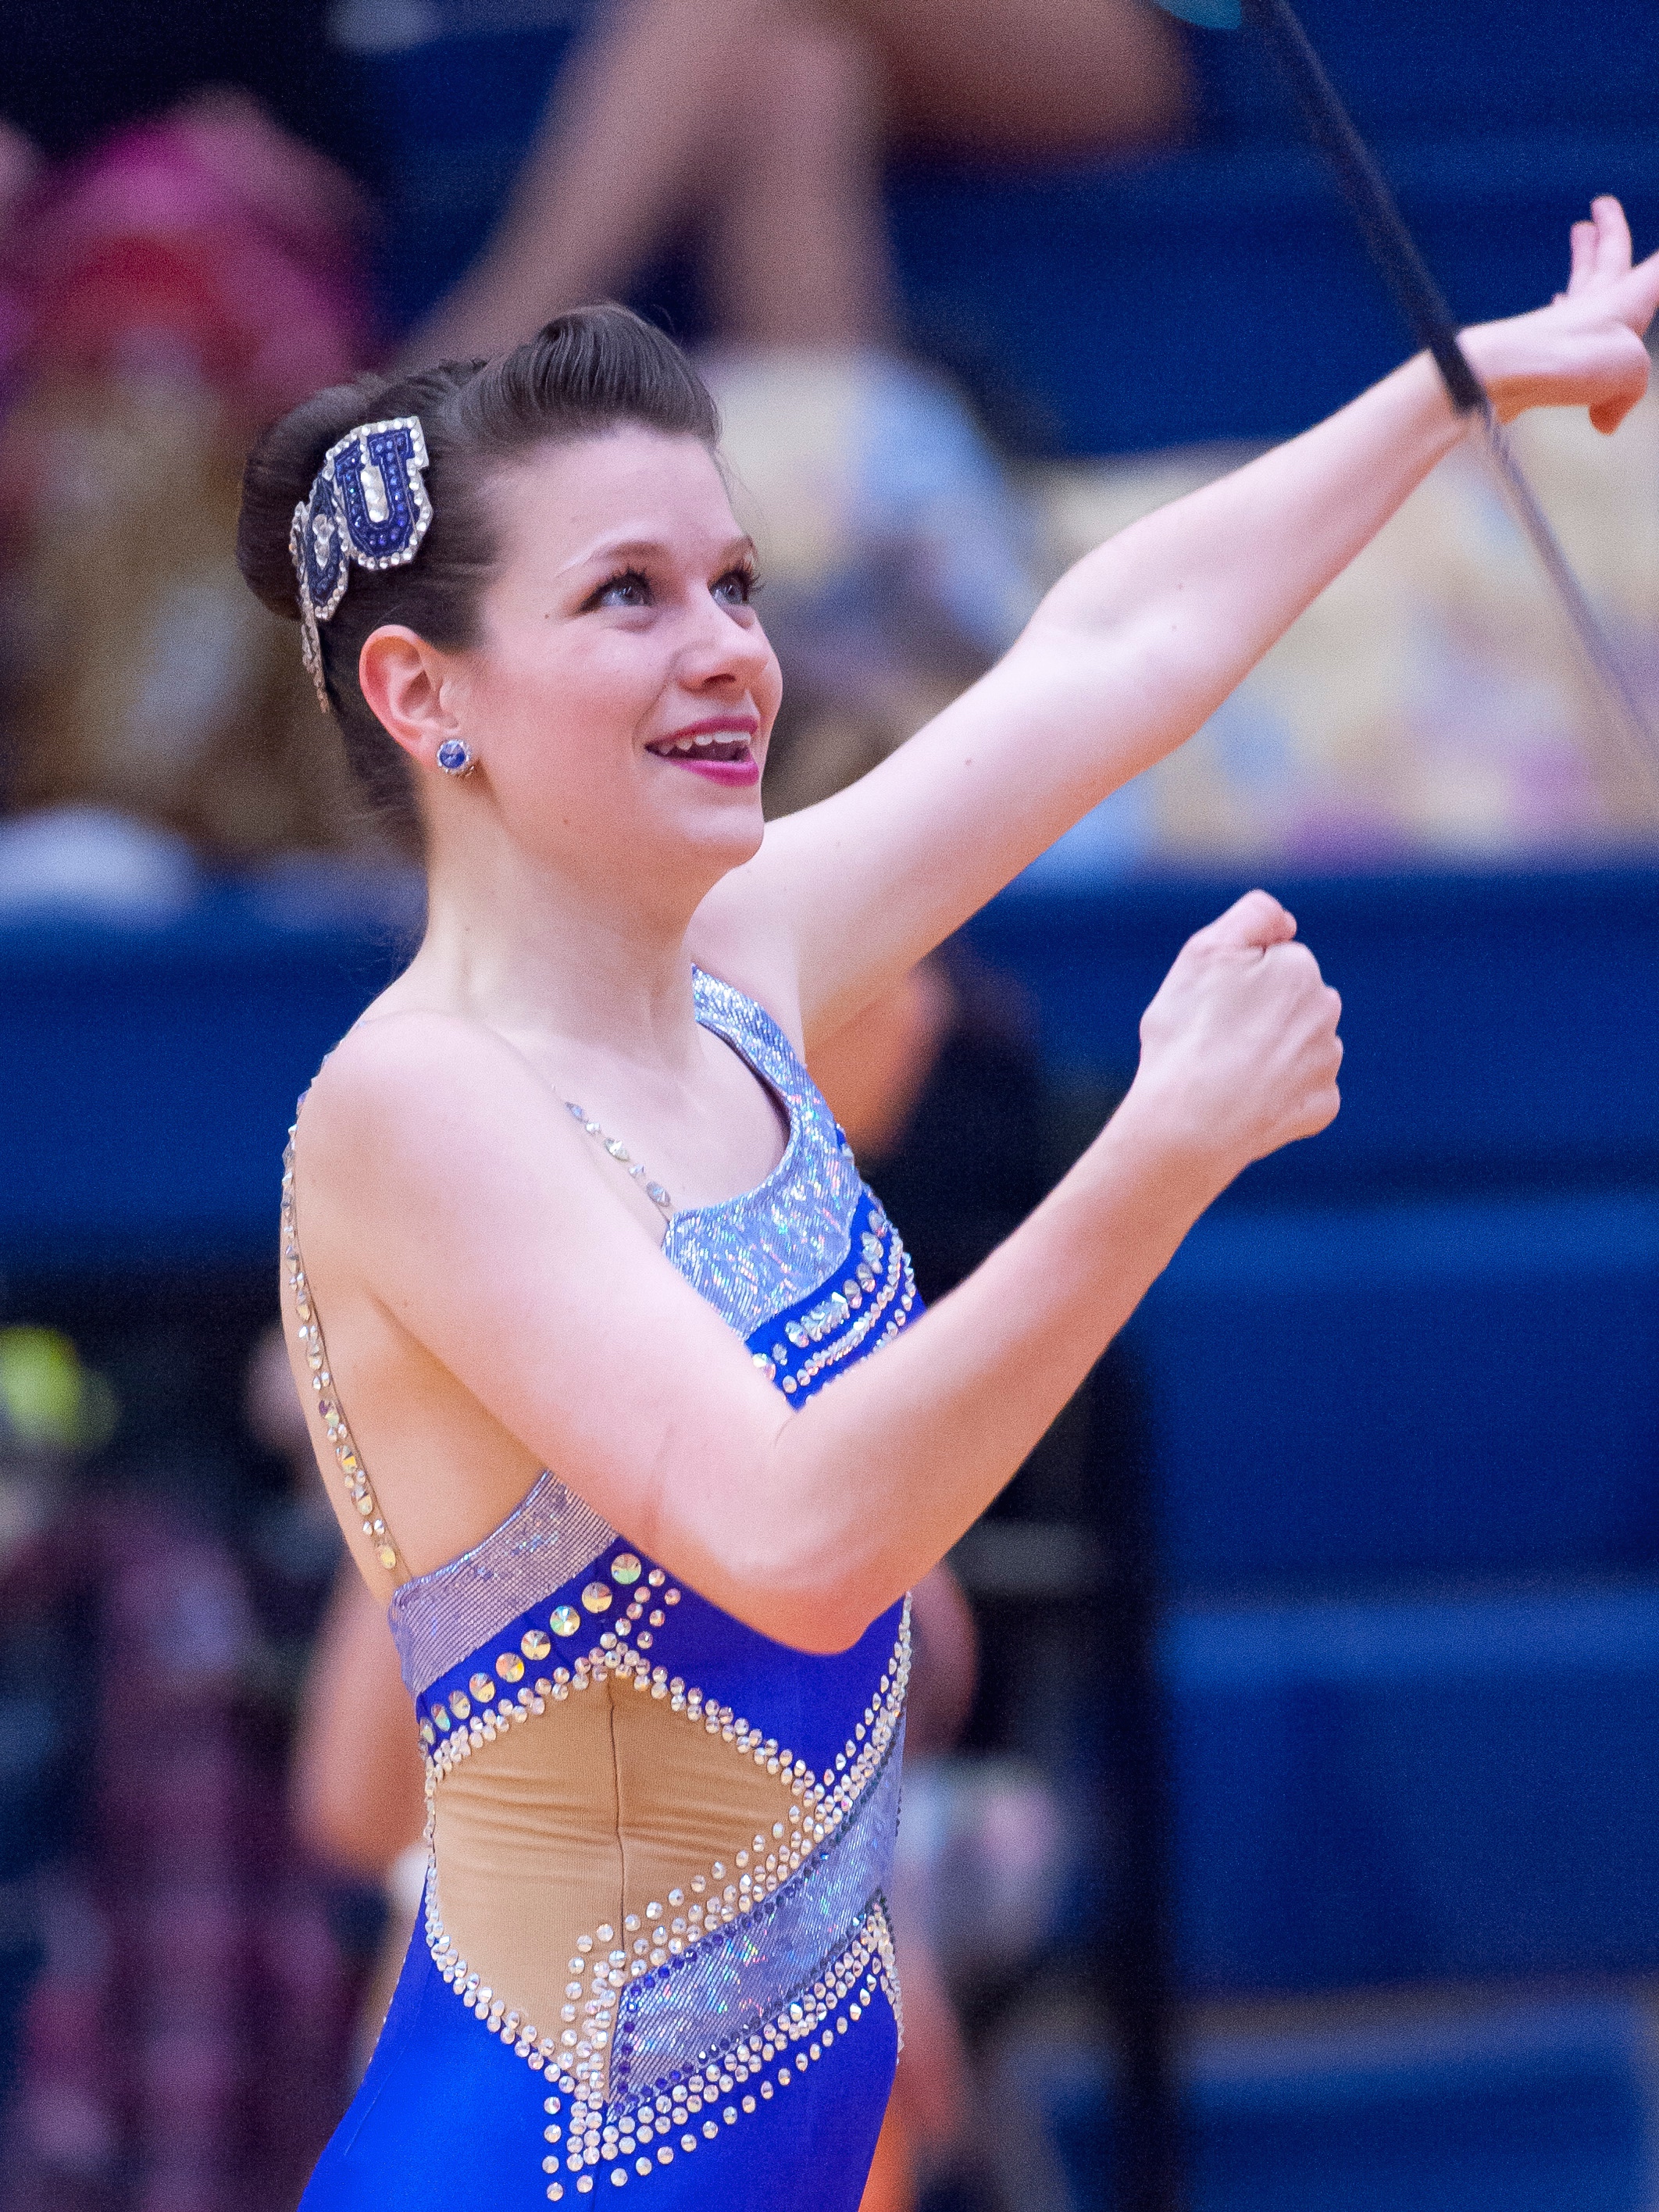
1126,888,1343,1190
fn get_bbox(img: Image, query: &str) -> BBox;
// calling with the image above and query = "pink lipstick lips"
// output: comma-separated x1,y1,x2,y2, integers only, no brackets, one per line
645,716,761,786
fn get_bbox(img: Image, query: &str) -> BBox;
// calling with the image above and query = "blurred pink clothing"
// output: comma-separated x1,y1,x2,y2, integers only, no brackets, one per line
1,94,368,423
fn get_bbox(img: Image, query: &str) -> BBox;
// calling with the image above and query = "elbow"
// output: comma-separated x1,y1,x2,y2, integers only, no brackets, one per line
726,1543,895,1657
774,1598,879,1657
671,1427,904,1654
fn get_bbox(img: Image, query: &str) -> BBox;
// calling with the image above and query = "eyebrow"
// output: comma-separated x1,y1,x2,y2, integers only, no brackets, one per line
558,533,757,576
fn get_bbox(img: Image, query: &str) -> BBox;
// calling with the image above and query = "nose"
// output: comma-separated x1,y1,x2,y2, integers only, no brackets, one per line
675,588,774,697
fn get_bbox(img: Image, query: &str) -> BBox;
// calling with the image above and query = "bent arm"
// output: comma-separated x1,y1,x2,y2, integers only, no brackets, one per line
305,901,1336,1651
733,205,1659,1046
314,1039,1203,1650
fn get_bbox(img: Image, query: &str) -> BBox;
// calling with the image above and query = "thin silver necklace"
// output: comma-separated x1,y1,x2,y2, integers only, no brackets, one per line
563,1099,674,1218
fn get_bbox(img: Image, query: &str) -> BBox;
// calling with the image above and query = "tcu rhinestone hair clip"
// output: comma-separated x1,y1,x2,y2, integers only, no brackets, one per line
288,416,433,713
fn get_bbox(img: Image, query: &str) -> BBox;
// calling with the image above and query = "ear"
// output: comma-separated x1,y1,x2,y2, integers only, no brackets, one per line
357,625,466,770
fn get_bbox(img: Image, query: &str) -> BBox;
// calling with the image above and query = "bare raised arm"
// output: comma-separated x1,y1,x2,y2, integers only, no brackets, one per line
725,200,1659,1047
300,889,1339,1651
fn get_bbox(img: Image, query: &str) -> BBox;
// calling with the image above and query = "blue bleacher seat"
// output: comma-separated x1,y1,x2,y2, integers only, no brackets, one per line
890,134,1659,453
0,876,414,1271
997,2000,1650,2212
1190,0,1658,142
1138,1192,1659,1587
1168,1583,1659,1989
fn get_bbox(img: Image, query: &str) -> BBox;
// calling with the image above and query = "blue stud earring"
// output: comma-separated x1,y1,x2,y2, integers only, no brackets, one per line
435,737,476,777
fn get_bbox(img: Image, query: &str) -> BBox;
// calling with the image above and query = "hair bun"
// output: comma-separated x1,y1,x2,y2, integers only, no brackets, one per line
237,376,394,620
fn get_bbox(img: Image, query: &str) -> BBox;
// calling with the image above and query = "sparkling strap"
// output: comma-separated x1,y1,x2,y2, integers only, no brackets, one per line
565,1100,674,1218
283,1104,403,1576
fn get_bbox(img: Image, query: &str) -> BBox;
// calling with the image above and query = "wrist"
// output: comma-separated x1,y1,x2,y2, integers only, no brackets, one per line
1390,344,1490,446
1457,318,1542,426
1086,1079,1237,1225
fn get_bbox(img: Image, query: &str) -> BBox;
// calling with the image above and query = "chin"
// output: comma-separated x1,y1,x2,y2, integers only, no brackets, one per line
673,792,768,877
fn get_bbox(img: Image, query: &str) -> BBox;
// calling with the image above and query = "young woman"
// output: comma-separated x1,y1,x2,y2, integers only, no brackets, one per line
237,199,1659,2211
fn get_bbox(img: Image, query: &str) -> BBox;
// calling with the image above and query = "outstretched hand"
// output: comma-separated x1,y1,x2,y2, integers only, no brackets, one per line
1465,196,1659,434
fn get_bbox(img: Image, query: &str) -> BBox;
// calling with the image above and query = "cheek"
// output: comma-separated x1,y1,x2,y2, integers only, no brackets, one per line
470,633,665,751
754,640,785,729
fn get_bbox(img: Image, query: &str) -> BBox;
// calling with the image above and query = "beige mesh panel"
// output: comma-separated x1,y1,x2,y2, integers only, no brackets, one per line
431,1672,797,2073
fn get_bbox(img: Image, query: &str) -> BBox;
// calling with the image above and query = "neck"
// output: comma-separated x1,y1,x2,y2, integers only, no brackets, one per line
405,812,716,1069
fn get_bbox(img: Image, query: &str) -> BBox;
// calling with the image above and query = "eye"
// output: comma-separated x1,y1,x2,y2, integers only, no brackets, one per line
587,568,652,611
712,564,761,608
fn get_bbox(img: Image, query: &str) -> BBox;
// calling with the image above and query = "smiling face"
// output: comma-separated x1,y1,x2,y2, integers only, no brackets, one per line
435,426,782,912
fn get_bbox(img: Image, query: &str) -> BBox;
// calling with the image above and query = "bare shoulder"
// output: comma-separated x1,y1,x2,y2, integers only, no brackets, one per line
687,840,808,1054
297,1007,583,1220
305,1004,548,1133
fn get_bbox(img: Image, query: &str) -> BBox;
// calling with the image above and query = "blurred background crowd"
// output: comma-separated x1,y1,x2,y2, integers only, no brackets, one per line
2,2,1659,2209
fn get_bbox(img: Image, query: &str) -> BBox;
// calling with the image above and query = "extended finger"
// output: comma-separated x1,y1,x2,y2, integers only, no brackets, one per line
1566,219,1598,296
1189,887,1296,954
1591,194,1632,282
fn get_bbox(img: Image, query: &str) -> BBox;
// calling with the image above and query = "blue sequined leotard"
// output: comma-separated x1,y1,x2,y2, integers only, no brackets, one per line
294,970,919,2212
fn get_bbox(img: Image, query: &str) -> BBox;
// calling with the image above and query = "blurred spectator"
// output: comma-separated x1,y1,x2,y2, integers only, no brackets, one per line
0,1332,112,2142
1022,394,1659,874
0,94,381,858
291,1562,428,2078
810,948,1048,1307
714,347,1044,818
0,1325,361,2212
388,0,1190,362
334,0,1189,798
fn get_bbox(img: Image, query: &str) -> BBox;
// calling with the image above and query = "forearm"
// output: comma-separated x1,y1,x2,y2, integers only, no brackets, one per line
773,351,1472,1036
1037,351,1464,750
708,1095,1215,1647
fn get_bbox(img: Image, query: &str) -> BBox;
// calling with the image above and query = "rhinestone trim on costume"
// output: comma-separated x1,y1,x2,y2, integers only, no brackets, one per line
420,1601,910,2195
389,1469,618,1700
747,1192,916,1402
427,1875,897,2203
282,1121,399,1574
608,1734,905,2104
664,973,866,1342
417,1549,679,1754
564,1101,674,1218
